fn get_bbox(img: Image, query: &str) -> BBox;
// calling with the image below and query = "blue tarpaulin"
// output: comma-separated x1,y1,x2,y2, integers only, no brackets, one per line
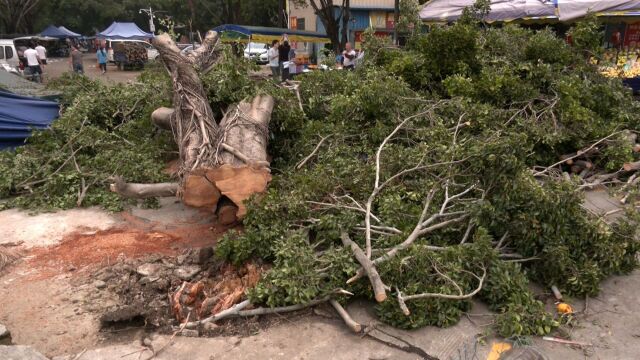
0,90,59,149
40,25,71,39
97,22,154,40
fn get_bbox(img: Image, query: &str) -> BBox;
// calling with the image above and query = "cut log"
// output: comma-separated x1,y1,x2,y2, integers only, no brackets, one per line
634,144,640,153
624,161,640,172
150,32,274,218
151,107,175,131
205,165,271,218
182,169,221,209
109,176,178,198
219,95,274,167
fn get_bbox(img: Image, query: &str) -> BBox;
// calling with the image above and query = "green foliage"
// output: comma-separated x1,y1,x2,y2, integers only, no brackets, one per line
218,20,639,340
4,17,638,340
568,13,604,58
480,260,558,337
0,72,174,211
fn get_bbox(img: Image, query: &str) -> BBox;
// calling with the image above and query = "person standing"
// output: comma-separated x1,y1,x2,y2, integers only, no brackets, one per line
23,43,42,83
342,42,356,71
97,46,108,74
268,40,280,81
35,42,47,65
70,46,84,74
278,40,291,82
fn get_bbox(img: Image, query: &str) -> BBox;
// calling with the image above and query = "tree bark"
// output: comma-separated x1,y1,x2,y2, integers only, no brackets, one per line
146,31,274,221
153,32,221,174
109,177,178,198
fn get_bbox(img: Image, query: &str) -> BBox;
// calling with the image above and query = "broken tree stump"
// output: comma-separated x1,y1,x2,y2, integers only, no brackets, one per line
112,31,274,222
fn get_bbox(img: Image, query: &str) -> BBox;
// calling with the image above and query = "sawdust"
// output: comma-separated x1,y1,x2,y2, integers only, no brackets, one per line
26,229,181,279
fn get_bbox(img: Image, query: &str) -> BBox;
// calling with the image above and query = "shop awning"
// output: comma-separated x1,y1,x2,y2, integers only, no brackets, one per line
420,0,558,23
212,24,330,43
420,0,640,23
97,22,153,40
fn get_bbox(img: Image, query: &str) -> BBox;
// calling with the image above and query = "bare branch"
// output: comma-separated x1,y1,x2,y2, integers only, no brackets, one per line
296,134,332,170
340,232,387,302
533,131,624,177
330,299,362,333
400,266,486,302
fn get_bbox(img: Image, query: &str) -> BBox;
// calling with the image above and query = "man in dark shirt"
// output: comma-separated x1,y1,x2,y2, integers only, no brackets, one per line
278,41,291,82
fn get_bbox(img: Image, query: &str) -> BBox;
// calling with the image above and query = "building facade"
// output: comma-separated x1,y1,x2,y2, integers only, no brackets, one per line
287,0,396,49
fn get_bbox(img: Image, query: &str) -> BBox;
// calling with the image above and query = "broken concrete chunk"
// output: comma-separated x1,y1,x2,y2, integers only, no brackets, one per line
94,280,107,289
0,345,49,360
136,263,164,277
174,265,201,281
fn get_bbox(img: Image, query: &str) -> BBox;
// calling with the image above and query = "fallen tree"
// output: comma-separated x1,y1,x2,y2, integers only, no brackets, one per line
1,12,639,341
111,31,274,221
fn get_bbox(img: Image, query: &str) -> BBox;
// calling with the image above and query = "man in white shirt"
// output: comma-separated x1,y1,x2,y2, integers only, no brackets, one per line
35,43,47,65
268,40,280,81
342,42,356,71
23,43,42,83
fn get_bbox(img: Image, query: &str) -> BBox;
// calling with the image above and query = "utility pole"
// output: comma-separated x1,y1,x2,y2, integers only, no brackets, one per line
139,7,156,34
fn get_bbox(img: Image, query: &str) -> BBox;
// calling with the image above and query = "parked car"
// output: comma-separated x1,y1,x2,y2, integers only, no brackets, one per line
243,42,268,64
0,39,20,71
106,39,158,63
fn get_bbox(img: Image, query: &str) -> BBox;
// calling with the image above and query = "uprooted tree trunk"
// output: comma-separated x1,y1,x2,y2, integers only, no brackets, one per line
111,31,274,222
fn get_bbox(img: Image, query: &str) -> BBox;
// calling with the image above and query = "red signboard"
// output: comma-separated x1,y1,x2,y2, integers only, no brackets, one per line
624,22,640,47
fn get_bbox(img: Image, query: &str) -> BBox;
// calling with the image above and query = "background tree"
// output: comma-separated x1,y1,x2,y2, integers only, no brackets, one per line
26,0,279,37
292,0,351,52
0,0,42,34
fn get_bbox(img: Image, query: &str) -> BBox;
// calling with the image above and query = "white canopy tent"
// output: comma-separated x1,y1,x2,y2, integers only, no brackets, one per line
420,0,640,23
420,0,557,23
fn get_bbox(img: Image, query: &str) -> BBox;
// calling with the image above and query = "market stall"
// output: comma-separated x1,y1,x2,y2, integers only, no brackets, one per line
212,24,330,66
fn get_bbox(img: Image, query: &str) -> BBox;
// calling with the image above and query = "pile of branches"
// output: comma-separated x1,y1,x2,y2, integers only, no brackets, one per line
1,15,638,340
210,17,639,338
0,71,175,211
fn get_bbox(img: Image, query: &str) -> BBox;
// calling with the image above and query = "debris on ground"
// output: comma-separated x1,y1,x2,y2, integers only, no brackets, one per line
0,345,49,360
92,248,265,334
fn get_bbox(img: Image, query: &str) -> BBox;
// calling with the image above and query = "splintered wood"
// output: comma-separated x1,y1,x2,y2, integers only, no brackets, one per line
170,262,262,324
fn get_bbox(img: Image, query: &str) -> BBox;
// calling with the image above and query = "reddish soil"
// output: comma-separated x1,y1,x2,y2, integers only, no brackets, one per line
24,208,236,280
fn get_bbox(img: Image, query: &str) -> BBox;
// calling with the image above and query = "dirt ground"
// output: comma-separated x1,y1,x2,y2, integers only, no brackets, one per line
42,54,143,84
41,53,273,85
0,192,639,359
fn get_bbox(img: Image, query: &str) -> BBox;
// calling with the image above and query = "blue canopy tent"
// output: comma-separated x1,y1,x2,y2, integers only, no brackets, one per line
0,91,59,149
58,26,81,38
97,22,154,40
40,25,71,39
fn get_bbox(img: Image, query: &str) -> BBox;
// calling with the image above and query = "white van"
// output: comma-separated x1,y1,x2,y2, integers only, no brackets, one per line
0,39,19,71
104,39,159,62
